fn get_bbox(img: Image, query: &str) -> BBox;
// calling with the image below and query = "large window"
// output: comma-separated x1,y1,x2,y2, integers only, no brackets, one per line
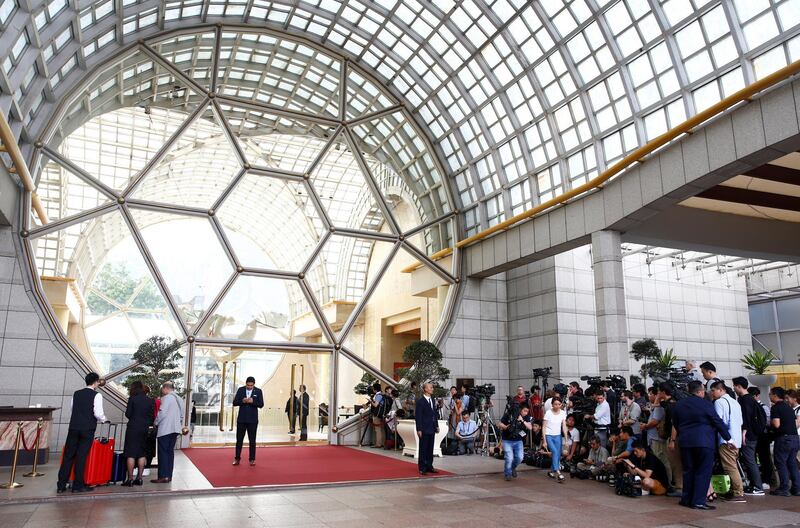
26,28,459,401
749,296,800,361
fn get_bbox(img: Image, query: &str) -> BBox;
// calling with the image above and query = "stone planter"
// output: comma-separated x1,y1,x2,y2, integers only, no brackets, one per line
747,373,777,394
396,419,449,459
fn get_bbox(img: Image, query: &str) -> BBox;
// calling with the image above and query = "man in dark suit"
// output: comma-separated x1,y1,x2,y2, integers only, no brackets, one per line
415,382,440,475
232,376,264,466
58,372,107,493
298,384,310,441
670,380,734,510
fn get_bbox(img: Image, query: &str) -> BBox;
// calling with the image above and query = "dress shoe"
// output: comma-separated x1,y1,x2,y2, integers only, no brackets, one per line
56,485,67,493
120,480,133,487
232,459,240,466
72,486,95,493
691,504,716,510
419,471,427,476
249,460,256,466
133,478,143,486
150,478,171,483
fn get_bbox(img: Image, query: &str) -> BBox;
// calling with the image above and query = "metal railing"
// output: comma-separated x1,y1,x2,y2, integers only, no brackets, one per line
401,58,800,274
0,114,48,225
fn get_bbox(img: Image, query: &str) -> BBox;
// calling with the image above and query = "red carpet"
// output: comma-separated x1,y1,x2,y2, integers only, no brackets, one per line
181,446,452,487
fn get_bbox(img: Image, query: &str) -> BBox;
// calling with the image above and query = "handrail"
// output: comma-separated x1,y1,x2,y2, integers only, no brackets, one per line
0,112,49,225
450,58,800,254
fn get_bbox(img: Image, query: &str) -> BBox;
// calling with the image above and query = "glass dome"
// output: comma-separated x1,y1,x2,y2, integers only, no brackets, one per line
26,28,458,386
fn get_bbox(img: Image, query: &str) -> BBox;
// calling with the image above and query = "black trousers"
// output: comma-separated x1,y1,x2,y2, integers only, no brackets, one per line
757,434,775,486
235,422,258,460
680,446,714,507
58,428,94,489
419,433,435,472
299,414,308,441
286,413,297,433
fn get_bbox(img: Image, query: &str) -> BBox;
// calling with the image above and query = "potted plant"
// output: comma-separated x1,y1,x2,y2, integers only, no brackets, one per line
394,340,450,459
741,349,777,391
120,336,184,393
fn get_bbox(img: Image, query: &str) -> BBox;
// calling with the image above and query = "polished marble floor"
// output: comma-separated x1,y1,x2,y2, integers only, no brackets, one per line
3,468,800,528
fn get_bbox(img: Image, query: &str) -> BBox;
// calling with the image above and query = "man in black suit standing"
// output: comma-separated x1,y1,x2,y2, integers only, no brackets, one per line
232,376,264,466
298,384,310,441
415,382,439,475
670,380,733,510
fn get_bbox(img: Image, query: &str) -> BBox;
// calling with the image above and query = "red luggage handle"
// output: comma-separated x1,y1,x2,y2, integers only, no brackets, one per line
96,422,117,444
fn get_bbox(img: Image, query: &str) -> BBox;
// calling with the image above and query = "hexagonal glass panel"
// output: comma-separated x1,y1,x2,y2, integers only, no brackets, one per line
33,157,113,225
305,235,396,338
198,275,329,344
131,103,244,209
308,131,387,233
46,48,206,191
30,208,182,377
350,110,452,232
130,208,234,329
217,173,323,272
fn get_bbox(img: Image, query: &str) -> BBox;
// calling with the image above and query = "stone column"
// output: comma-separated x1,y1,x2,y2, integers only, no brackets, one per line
591,230,628,377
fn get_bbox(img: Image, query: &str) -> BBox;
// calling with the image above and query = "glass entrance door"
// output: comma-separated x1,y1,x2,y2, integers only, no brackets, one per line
189,347,331,445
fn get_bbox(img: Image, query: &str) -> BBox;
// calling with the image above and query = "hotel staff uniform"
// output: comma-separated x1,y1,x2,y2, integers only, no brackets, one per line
233,385,264,462
58,386,107,492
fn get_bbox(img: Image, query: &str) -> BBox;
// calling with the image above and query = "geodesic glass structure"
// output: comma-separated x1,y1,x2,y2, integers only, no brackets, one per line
22,27,459,391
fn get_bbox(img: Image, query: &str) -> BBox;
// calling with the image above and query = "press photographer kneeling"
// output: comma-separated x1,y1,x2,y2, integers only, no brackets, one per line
620,440,670,496
497,400,533,481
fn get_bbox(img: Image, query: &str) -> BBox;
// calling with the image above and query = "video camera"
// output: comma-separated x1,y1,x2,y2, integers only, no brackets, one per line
658,368,692,400
580,374,627,393
473,383,496,397
532,367,552,378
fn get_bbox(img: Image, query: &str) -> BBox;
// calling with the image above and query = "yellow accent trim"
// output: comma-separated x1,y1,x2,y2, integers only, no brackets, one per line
448,59,800,256
0,114,49,225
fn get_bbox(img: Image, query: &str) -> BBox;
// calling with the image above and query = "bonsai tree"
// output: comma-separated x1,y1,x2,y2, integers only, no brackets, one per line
122,336,184,393
741,349,776,375
630,338,678,383
396,340,450,399
354,372,378,395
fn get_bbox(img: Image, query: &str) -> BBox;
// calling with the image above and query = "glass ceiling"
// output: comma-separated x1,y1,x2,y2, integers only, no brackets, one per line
25,27,458,377
3,1,800,238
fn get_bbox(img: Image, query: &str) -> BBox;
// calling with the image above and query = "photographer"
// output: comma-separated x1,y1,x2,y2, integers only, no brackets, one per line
578,434,609,477
622,440,669,495
369,383,389,448
542,398,568,483
585,393,612,447
619,390,642,435
498,402,533,481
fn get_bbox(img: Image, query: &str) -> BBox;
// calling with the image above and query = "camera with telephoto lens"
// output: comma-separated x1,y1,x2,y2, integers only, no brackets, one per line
473,383,496,397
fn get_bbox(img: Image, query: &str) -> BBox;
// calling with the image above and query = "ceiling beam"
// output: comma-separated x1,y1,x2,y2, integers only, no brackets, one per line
696,186,800,213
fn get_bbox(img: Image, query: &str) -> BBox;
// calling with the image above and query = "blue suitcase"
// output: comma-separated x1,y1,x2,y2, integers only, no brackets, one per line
110,451,127,483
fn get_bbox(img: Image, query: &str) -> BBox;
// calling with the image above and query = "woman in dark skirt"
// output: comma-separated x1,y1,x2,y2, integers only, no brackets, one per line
122,380,154,486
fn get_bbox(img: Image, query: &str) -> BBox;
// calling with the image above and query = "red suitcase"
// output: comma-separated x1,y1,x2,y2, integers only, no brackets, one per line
61,423,117,486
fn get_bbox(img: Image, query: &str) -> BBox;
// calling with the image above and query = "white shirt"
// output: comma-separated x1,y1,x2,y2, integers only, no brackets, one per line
566,427,580,449
424,395,433,411
543,409,566,436
594,400,611,426
246,389,253,398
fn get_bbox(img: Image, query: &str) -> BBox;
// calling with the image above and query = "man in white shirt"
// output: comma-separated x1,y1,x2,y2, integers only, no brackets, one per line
455,411,478,454
585,393,611,447
710,380,745,502
58,372,107,493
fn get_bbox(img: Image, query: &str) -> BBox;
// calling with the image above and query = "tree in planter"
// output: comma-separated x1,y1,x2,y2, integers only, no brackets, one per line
354,372,378,395
629,338,679,384
396,340,450,399
122,336,184,393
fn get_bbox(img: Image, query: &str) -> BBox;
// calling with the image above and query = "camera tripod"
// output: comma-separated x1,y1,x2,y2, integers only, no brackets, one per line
475,403,500,456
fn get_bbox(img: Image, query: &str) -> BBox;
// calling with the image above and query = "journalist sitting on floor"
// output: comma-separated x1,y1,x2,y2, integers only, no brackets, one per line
577,434,609,477
455,410,478,455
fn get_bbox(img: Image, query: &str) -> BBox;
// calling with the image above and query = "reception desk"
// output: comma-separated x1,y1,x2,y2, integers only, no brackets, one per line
0,407,59,466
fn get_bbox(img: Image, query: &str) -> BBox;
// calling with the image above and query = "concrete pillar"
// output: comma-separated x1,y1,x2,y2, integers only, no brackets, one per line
591,230,628,377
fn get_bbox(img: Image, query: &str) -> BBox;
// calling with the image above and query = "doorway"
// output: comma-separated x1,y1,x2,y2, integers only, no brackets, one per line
189,347,331,446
